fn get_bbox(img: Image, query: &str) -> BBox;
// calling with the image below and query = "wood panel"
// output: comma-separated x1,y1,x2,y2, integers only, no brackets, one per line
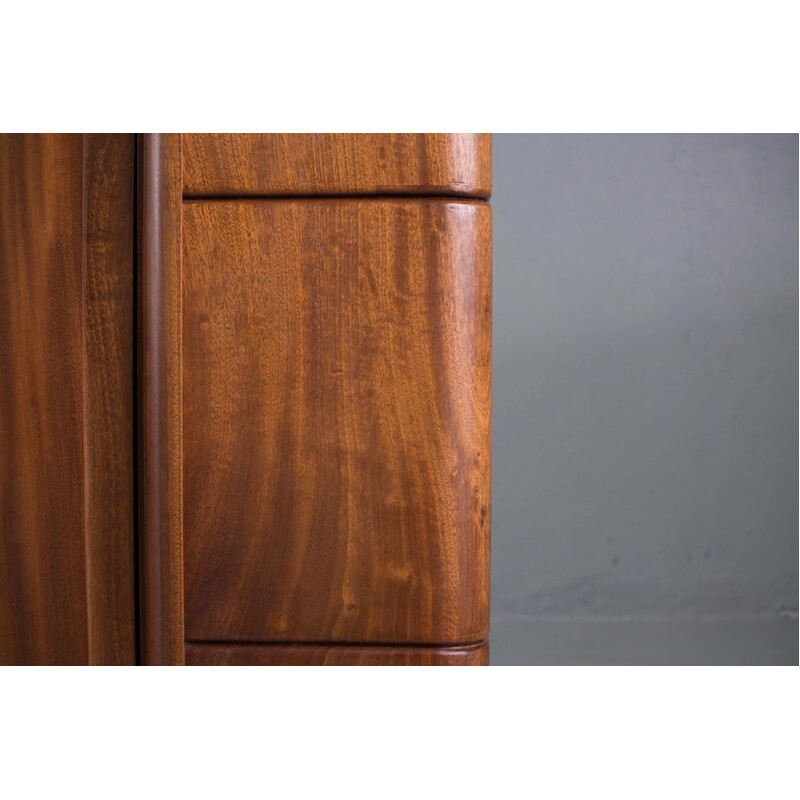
182,199,491,645
138,133,185,665
84,135,137,664
0,134,86,664
183,134,492,198
185,642,489,666
0,134,136,664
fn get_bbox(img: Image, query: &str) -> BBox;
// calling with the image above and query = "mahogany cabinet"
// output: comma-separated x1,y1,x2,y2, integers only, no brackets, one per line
0,133,492,665
0,135,136,665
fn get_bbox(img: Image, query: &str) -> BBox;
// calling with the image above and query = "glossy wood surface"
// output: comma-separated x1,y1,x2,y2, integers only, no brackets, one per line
185,642,488,666
138,133,185,665
0,134,135,664
182,199,491,645
183,134,492,198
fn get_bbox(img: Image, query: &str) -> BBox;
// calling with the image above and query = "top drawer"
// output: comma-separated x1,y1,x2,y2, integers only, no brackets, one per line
182,133,491,198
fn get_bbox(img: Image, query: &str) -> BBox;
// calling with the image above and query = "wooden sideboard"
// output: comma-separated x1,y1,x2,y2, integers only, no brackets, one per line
0,133,492,665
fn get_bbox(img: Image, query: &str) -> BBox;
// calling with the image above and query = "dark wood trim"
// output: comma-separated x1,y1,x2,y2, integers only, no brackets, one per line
138,133,184,665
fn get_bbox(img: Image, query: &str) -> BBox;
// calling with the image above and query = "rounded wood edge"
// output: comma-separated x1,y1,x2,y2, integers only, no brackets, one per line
182,133,492,198
139,133,185,665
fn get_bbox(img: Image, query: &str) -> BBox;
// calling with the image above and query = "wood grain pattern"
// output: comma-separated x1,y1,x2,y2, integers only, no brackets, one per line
0,134,87,664
182,199,491,645
185,642,489,666
138,134,185,665
85,134,137,664
0,134,135,664
183,134,492,198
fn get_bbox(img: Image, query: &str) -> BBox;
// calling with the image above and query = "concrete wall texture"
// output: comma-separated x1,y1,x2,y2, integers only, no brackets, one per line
492,134,798,619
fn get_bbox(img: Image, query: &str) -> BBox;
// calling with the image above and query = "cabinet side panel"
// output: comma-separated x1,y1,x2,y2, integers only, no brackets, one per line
183,134,492,198
0,134,89,664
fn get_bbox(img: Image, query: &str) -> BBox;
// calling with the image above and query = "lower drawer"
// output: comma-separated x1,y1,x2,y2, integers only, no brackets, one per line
182,199,492,646
185,642,488,666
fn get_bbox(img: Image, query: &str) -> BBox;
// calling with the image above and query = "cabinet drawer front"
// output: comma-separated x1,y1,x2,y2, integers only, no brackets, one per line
182,198,491,645
183,134,491,198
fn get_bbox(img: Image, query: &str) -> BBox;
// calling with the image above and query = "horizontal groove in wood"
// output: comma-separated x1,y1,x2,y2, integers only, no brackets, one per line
185,641,489,666
183,134,492,198
183,192,492,202
186,639,488,649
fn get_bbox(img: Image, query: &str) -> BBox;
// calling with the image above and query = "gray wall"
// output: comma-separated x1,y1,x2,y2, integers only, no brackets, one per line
492,134,798,619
